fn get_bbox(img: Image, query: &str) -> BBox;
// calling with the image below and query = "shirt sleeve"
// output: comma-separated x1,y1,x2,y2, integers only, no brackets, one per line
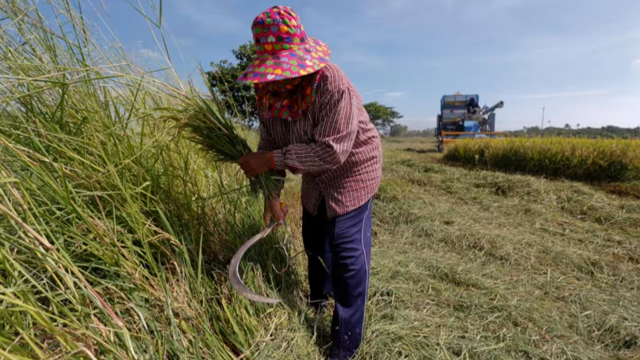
272,85,357,174
257,120,286,196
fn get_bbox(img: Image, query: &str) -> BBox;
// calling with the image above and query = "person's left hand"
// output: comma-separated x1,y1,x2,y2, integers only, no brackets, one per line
238,151,273,177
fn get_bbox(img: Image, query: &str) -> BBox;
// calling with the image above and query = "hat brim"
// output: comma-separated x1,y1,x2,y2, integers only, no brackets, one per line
236,37,331,84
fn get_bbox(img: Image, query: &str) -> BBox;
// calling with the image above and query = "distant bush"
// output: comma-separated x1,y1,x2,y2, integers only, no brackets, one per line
389,124,408,137
444,138,640,182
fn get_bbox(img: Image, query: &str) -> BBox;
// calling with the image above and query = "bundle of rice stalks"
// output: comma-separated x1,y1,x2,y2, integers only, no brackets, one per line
164,77,280,198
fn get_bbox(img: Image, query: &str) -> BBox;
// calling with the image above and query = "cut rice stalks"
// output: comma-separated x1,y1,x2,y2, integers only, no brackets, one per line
163,75,281,198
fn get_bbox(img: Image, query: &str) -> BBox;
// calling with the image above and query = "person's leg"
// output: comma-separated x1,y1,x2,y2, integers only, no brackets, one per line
302,199,333,309
328,199,373,360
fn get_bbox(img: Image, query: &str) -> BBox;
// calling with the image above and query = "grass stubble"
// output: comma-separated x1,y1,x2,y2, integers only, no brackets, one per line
369,139,639,359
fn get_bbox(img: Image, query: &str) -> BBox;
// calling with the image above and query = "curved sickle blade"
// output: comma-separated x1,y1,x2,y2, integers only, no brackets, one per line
229,222,281,304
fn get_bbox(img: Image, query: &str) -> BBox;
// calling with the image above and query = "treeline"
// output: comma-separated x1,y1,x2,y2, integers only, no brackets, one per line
510,126,640,139
387,124,435,137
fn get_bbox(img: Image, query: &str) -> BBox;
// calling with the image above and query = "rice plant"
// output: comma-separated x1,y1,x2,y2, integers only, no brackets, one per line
160,76,281,197
443,137,640,182
0,0,293,358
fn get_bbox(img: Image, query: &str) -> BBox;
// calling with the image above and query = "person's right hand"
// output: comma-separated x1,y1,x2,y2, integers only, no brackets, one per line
264,197,289,228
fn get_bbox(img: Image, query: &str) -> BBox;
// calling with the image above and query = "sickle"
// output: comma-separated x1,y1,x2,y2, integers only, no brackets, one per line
228,221,282,304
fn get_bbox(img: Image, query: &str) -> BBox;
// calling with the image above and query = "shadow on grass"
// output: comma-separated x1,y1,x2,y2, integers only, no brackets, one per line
404,147,437,154
183,210,338,357
600,182,640,199
148,180,331,352
243,233,336,357
207,221,305,308
303,309,333,358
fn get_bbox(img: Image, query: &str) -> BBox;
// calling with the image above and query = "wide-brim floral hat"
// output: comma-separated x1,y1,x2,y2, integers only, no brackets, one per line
236,5,331,84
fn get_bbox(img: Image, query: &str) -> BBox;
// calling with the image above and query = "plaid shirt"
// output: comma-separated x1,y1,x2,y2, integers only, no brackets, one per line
258,63,382,218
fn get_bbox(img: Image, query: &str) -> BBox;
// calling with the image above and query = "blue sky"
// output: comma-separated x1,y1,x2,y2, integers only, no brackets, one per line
103,0,639,131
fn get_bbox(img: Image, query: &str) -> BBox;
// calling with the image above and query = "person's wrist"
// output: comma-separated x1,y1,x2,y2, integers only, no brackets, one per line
268,151,275,170
272,150,284,171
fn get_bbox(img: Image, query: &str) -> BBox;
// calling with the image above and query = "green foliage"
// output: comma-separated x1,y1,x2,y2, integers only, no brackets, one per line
207,41,258,127
444,137,640,182
404,129,435,137
364,101,403,133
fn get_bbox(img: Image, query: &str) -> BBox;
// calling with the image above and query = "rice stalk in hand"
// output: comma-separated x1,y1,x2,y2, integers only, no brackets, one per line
164,80,280,198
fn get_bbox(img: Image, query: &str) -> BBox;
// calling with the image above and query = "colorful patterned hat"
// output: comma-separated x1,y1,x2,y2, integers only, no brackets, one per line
236,5,331,84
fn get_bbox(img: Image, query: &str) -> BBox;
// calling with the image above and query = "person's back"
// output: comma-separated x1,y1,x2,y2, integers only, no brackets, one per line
260,62,382,218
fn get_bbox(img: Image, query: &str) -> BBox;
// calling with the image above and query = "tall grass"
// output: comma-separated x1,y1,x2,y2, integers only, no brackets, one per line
444,137,640,182
0,0,296,358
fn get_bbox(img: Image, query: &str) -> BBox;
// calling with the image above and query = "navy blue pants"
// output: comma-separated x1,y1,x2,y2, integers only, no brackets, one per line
302,198,373,360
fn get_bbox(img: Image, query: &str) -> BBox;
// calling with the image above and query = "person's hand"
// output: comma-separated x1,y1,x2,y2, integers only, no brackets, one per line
264,197,289,228
238,152,273,178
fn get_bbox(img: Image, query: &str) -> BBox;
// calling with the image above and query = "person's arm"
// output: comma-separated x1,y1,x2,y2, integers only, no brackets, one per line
272,85,357,174
256,121,286,195
253,121,289,226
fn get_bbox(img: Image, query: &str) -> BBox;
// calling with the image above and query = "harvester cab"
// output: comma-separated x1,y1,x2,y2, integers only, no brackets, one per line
436,93,505,152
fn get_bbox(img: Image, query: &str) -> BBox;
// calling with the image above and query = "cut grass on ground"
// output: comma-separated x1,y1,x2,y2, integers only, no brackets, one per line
363,138,639,359
244,138,640,359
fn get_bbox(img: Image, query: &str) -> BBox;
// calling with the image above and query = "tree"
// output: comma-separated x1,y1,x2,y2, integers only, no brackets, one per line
405,128,435,137
389,124,408,137
207,41,258,127
363,102,403,133
564,123,572,130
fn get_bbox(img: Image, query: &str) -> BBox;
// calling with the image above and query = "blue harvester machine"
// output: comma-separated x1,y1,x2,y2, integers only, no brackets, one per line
436,94,505,152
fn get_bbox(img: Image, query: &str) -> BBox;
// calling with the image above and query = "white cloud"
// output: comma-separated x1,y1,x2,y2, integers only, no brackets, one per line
488,0,523,8
337,48,385,69
452,29,640,67
135,48,165,62
364,0,546,24
385,92,405,98
363,89,385,95
130,41,167,67
169,0,243,34
632,59,640,68
487,0,552,9
508,90,611,99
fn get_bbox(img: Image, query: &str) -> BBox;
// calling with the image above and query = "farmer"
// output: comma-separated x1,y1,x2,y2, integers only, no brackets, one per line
236,5,382,360
466,97,480,115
